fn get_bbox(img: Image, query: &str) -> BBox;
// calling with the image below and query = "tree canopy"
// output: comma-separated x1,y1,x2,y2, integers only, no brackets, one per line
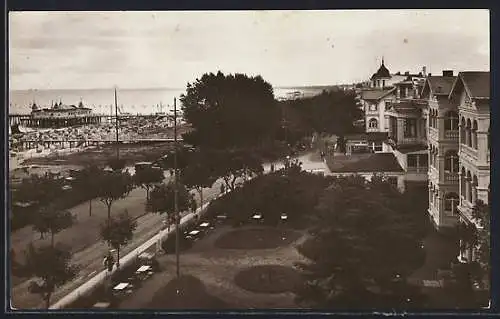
13,174,64,207
180,71,280,149
207,149,264,191
32,205,76,246
133,165,164,201
21,244,78,308
100,211,138,267
471,200,490,285
148,182,196,218
72,164,103,216
95,170,134,220
278,89,363,139
295,175,427,309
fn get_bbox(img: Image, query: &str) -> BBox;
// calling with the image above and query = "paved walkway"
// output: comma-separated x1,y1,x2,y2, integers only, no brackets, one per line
11,151,326,309
119,226,309,309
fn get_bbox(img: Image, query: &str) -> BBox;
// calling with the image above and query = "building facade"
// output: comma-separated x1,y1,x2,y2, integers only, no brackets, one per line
421,71,459,229
451,71,490,262
27,101,102,128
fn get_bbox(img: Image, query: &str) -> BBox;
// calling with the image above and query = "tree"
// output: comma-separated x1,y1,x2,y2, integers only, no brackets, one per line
95,170,134,223
148,182,196,230
157,146,193,176
471,200,490,277
133,165,164,202
295,175,427,309
181,151,217,208
20,244,78,308
32,206,76,247
180,71,281,149
280,90,363,138
108,158,126,171
100,211,138,268
14,174,64,207
209,149,264,192
73,164,103,216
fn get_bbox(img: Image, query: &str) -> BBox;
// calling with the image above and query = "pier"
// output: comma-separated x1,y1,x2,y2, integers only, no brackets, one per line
8,114,172,128
9,138,182,151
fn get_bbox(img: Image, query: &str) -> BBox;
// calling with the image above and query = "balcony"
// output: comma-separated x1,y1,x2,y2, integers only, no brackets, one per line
460,144,478,161
428,127,438,141
407,166,428,174
444,171,459,183
445,130,459,139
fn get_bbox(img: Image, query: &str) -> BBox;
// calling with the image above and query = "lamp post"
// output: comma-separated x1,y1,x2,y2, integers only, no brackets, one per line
114,87,119,162
173,97,180,278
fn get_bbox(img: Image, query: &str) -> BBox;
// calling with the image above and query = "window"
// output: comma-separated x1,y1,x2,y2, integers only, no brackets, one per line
472,120,478,149
404,119,417,138
460,167,466,198
460,117,466,144
466,119,472,147
368,118,378,129
444,111,459,130
377,80,380,87
387,177,398,187
444,150,459,173
407,154,418,167
444,193,459,215
419,154,428,167
382,80,386,87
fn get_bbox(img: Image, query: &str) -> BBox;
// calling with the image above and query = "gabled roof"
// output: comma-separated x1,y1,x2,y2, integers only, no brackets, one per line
454,71,490,99
422,76,456,97
361,88,395,101
327,153,404,173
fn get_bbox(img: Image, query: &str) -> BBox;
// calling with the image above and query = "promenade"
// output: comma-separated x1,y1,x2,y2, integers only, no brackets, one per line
11,153,330,309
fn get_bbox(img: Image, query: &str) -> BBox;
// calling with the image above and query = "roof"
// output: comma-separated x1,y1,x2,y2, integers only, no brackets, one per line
393,143,428,154
366,132,388,142
425,76,456,96
327,153,404,173
344,132,388,143
361,88,395,101
458,71,490,99
371,61,391,80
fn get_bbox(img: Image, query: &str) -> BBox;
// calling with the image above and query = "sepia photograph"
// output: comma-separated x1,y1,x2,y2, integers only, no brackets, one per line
7,9,490,311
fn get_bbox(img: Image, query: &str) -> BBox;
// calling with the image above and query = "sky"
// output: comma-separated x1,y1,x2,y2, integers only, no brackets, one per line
9,10,490,90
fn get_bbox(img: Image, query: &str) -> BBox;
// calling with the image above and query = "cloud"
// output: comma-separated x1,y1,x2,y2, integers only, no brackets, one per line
8,10,490,90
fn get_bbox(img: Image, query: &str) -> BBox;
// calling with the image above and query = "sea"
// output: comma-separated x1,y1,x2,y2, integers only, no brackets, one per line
8,87,331,115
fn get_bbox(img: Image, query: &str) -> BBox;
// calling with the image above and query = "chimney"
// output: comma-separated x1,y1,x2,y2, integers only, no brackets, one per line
422,66,427,76
442,70,454,77
405,71,410,75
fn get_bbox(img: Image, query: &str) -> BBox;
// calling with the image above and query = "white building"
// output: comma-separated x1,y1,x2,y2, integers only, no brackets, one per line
452,71,490,262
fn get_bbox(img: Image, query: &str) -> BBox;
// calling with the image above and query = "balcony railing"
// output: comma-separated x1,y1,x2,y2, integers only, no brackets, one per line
407,166,428,174
444,171,459,183
445,130,459,139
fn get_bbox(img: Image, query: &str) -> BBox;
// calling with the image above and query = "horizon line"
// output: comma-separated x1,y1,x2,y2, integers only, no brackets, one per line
9,84,350,92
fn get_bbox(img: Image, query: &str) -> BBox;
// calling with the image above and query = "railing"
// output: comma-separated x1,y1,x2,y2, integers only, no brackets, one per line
444,171,459,183
428,127,438,141
445,130,459,139
399,137,427,145
406,166,428,174
460,144,478,160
